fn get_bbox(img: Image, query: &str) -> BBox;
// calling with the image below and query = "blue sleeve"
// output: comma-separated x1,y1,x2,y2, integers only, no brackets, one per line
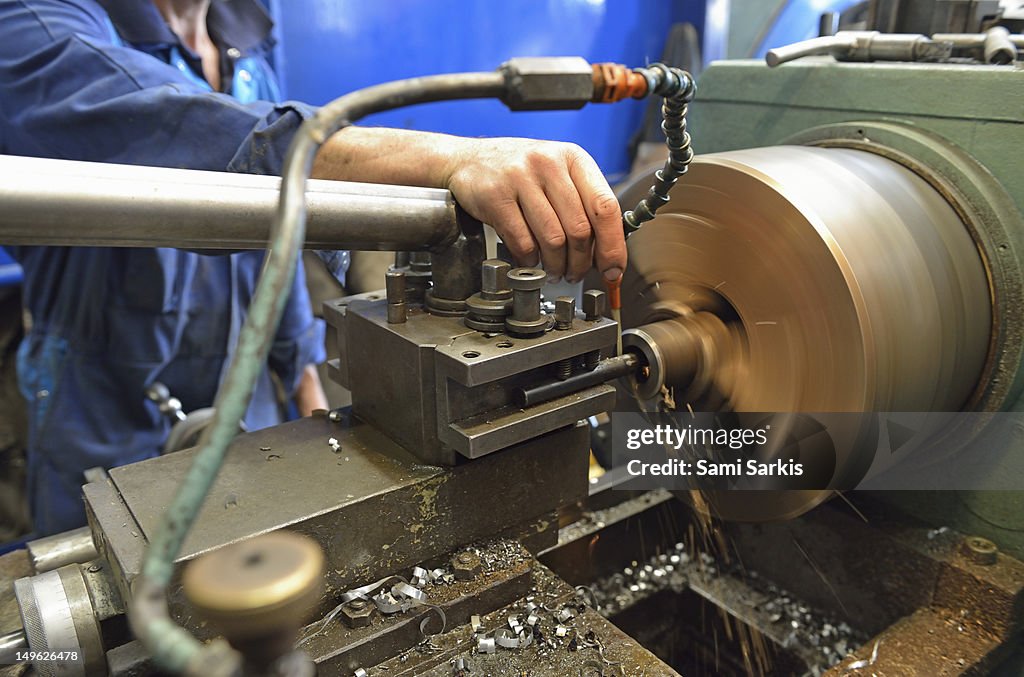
271,256,327,394
235,252,326,395
0,0,314,174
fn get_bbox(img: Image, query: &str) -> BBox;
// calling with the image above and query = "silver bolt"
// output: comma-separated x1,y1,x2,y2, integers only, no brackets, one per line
386,269,408,324
481,259,512,297
582,289,606,321
386,269,406,304
554,296,576,330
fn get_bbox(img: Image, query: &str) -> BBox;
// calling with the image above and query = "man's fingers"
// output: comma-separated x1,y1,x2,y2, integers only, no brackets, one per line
487,197,539,267
567,149,626,280
517,185,567,280
543,175,594,283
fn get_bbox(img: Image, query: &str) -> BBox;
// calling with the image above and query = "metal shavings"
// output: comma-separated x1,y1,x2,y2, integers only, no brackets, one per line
476,637,496,654
429,568,447,583
259,446,271,452
575,585,599,610
416,637,442,655
354,669,368,677
392,582,427,603
373,591,407,614
844,639,880,671
298,567,448,648
451,656,469,675
589,539,865,672
494,627,533,649
555,625,568,637
328,437,341,452
410,567,429,586
526,613,539,627
470,615,483,633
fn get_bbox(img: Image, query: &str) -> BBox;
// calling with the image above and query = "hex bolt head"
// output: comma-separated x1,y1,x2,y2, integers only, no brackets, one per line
340,599,375,628
554,296,576,330
961,536,998,565
451,551,483,580
481,259,512,296
582,289,606,321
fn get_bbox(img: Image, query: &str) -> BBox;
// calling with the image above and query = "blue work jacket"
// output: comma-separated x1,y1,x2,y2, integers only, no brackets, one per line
0,0,344,535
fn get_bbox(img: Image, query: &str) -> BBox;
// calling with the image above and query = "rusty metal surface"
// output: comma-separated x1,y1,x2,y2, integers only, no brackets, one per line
304,540,533,674
825,609,1004,676
94,414,589,633
352,560,679,677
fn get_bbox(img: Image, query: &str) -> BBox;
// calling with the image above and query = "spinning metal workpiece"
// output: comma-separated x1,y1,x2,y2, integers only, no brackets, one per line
616,146,992,520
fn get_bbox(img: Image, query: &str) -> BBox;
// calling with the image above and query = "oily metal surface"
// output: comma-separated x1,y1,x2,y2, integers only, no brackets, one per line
618,146,990,520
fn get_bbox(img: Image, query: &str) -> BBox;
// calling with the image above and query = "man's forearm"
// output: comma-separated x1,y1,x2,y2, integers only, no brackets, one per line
311,127,626,284
294,363,328,417
312,127,467,188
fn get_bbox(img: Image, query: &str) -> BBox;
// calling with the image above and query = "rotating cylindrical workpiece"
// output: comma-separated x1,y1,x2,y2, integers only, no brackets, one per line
617,145,993,519
622,314,726,403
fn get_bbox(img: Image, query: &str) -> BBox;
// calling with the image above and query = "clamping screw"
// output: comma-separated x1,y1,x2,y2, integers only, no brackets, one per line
386,269,407,324
481,259,512,298
582,289,606,321
554,296,576,330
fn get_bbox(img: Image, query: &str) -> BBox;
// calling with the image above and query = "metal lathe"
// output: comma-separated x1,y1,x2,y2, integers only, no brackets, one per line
2,2,1024,675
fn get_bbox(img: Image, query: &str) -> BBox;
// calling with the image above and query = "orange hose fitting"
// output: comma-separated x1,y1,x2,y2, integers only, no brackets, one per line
605,274,622,311
591,63,649,103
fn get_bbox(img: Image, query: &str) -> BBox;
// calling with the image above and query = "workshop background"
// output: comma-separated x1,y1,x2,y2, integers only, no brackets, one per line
6,1,1024,676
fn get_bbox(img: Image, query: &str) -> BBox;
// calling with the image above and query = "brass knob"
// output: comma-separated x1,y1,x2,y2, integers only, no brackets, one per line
183,531,324,641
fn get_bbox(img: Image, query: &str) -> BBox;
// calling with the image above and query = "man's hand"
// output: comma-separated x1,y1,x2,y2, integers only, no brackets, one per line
294,364,328,417
314,128,626,283
442,138,625,283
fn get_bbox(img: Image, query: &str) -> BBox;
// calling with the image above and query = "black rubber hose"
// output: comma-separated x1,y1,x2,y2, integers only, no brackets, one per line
622,63,696,237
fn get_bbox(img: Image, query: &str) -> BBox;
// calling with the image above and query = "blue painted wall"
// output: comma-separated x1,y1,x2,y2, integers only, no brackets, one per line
268,0,703,180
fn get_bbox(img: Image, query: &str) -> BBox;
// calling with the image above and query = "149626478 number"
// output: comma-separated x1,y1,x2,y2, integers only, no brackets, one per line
14,650,80,663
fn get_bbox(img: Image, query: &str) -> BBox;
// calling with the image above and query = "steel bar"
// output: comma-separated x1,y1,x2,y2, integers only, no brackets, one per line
0,629,26,652
26,527,98,574
0,154,461,251
516,353,640,407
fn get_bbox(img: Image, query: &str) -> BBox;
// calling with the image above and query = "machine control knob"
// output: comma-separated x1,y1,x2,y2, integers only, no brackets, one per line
183,531,324,671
